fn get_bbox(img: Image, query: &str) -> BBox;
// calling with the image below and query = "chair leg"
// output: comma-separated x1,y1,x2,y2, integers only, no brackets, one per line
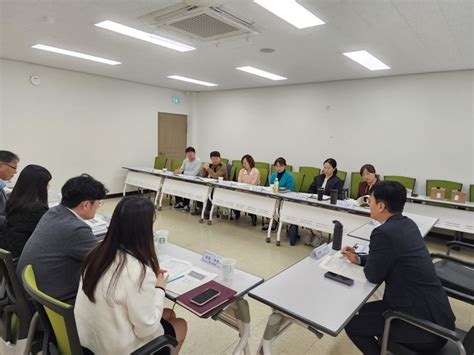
23,312,40,355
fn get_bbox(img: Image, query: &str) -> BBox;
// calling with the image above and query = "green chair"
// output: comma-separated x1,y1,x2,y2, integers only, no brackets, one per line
384,175,416,191
299,167,320,193
470,185,474,202
231,161,243,181
22,265,177,355
336,170,347,185
220,158,228,166
170,158,183,172
291,172,304,193
153,155,167,170
229,165,237,182
426,180,463,200
350,172,364,199
231,159,241,167
255,162,270,171
258,168,269,187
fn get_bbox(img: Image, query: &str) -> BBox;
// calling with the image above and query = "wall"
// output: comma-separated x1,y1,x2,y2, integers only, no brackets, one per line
0,59,189,194
193,70,474,194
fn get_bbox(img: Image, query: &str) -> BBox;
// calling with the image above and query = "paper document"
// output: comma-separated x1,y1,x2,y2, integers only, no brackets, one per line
320,254,367,282
84,215,109,236
160,257,193,281
196,177,215,183
166,267,218,295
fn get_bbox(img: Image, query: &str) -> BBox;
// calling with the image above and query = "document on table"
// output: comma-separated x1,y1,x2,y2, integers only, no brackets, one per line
166,267,218,295
160,257,193,281
320,254,367,282
84,215,109,236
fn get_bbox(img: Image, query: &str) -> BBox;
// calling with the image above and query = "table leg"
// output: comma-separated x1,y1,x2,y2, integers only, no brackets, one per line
200,200,207,224
232,299,251,355
153,189,160,206
276,222,283,247
158,190,165,211
266,218,273,244
208,204,215,225
122,183,127,197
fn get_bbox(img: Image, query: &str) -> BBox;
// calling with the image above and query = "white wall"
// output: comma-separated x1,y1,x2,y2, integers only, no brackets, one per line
193,70,474,194
0,59,189,194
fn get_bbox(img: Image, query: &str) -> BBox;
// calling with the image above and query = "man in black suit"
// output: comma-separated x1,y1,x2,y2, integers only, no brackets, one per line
342,181,455,354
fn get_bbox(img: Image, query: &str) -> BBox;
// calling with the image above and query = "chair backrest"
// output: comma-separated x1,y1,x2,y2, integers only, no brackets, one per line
170,159,183,172
384,175,416,191
299,167,320,193
153,155,167,170
336,170,347,185
229,165,237,182
255,162,270,172
350,172,364,199
291,172,304,192
426,180,463,200
471,185,474,202
231,159,241,167
22,265,83,355
220,158,228,166
231,161,243,181
257,168,269,187
0,249,33,343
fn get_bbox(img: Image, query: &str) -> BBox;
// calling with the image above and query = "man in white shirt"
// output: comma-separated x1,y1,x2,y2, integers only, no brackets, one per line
174,147,201,213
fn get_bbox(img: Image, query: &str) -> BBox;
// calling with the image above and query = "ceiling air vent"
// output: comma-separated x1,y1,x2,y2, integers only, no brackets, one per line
139,2,257,42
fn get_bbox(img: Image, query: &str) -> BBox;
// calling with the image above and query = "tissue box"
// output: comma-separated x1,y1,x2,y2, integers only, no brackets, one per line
430,187,446,200
451,190,466,203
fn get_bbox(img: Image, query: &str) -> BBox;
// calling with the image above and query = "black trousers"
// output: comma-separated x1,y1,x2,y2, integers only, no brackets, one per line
175,197,190,206
345,301,446,355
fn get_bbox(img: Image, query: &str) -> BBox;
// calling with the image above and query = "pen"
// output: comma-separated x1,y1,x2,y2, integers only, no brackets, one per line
167,274,185,283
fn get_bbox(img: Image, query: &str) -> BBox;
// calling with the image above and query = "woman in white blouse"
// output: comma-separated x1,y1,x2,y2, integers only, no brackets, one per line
74,196,187,354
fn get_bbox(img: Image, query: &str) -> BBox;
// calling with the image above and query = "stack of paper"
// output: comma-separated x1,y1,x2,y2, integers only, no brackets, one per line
84,215,109,236
160,257,193,281
320,254,367,282
166,267,218,296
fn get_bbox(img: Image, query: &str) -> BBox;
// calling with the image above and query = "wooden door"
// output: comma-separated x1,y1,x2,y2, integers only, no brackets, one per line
158,112,187,168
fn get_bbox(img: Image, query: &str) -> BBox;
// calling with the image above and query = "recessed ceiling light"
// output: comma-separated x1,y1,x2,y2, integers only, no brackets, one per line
31,44,121,65
343,50,390,71
167,75,218,87
260,48,275,53
236,66,287,81
254,0,325,29
95,20,195,52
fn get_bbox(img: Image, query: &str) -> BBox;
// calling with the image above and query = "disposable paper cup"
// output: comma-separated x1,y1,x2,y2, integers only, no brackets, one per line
218,176,224,183
154,230,169,248
221,258,236,282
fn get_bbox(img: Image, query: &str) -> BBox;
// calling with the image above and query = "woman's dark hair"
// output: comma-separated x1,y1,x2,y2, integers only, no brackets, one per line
81,196,159,302
241,154,255,168
6,164,51,216
359,164,376,176
323,158,338,175
274,157,286,166
61,174,108,208
185,146,196,153
371,181,406,214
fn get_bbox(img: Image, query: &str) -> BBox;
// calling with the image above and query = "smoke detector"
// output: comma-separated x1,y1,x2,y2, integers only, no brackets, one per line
139,1,258,42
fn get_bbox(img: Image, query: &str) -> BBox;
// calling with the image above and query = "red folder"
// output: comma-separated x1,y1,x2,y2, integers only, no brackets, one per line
176,280,237,318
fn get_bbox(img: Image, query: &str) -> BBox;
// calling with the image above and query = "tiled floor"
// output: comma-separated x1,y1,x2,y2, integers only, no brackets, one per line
101,197,473,355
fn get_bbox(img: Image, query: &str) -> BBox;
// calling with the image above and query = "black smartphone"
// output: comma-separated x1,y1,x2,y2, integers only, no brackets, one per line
411,193,419,197
324,271,354,286
190,288,221,306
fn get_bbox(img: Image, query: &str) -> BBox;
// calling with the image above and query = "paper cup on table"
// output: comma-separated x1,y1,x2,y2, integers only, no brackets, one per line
218,176,224,183
154,230,169,249
221,258,236,282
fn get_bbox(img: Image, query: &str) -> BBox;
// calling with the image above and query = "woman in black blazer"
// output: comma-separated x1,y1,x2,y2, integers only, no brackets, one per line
0,165,51,259
308,158,342,196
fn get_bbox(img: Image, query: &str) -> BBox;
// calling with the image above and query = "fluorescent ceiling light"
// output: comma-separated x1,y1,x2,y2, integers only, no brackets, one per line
343,50,390,71
95,20,195,52
32,44,121,65
236,66,287,81
254,0,325,29
168,75,218,87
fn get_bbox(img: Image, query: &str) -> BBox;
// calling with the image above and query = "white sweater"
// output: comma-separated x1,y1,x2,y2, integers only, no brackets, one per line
74,252,165,355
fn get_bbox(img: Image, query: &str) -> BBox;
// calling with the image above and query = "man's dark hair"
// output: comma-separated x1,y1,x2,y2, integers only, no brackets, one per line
61,174,108,208
0,150,19,163
210,151,221,158
185,147,196,153
371,181,406,214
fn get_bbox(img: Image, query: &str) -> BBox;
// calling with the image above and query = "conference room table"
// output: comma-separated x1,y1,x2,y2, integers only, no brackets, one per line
407,193,474,211
249,235,378,355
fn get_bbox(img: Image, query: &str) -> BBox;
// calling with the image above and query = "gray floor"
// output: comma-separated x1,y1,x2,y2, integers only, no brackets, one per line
101,197,474,355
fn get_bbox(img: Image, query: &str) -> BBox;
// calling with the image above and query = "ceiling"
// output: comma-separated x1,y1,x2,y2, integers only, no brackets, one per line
1,0,473,92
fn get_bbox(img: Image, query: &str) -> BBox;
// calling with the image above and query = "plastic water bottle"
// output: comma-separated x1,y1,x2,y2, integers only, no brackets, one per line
273,178,279,193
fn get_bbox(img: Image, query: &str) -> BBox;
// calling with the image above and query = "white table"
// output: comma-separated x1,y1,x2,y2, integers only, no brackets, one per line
159,174,212,222
407,194,474,210
157,242,263,355
208,182,280,242
249,236,378,354
122,167,163,205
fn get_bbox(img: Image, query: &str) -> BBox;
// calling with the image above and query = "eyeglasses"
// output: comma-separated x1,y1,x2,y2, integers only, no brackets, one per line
98,200,104,207
1,163,17,171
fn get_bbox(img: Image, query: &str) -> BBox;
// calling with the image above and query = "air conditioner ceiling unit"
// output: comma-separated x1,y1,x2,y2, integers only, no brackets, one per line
139,2,257,42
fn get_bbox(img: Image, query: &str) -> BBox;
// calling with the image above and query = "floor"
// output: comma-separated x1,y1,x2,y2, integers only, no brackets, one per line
100,196,474,355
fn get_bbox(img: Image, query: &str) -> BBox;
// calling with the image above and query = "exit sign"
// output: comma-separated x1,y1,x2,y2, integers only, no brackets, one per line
172,96,181,104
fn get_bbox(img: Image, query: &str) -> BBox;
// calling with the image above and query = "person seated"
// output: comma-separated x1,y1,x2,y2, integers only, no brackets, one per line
357,163,379,199
263,157,295,231
174,146,201,213
342,181,455,355
234,154,260,225
192,151,228,219
75,196,187,354
0,165,51,259
0,150,19,233
308,158,342,196
17,174,107,303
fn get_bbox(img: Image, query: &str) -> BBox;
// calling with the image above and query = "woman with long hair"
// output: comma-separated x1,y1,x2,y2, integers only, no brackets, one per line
74,196,187,354
0,164,51,258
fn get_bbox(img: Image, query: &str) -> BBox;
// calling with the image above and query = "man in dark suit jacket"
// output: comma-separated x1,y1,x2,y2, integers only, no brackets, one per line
342,181,455,355
0,150,19,232
17,174,107,303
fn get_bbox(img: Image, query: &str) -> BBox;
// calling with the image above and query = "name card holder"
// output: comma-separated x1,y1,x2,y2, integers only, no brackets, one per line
311,243,331,260
202,250,223,269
